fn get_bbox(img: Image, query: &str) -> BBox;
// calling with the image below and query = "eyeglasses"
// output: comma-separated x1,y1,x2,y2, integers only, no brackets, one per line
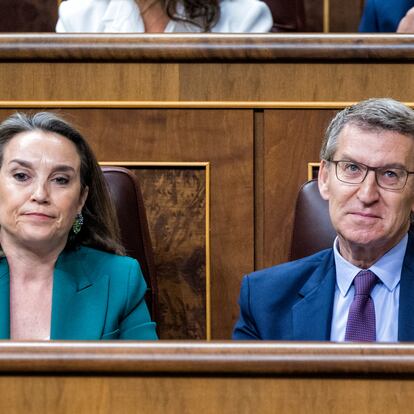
329,160,414,190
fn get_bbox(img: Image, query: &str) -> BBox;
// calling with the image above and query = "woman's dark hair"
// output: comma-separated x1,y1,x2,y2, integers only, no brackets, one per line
165,0,220,32
0,112,125,255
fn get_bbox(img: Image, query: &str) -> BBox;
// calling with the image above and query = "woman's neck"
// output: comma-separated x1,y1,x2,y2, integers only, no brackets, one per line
0,236,63,281
136,0,170,32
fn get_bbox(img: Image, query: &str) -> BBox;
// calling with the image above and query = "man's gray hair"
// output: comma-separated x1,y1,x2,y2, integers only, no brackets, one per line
320,98,414,161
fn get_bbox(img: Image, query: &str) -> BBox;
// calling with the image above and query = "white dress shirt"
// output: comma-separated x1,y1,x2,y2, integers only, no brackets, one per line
56,0,273,33
330,234,407,342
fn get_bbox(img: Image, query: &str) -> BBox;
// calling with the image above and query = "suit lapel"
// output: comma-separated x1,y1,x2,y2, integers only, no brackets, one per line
292,251,336,340
51,248,110,340
398,234,414,341
0,259,9,339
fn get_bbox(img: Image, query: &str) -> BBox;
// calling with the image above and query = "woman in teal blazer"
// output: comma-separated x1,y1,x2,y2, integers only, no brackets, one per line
0,112,157,340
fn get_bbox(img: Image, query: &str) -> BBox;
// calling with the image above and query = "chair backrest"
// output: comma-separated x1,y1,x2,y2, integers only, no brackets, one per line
262,0,306,32
290,179,336,261
101,166,158,322
0,0,57,32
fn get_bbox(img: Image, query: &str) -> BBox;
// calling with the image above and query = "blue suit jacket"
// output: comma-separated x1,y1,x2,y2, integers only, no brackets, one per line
0,246,157,340
359,0,414,32
233,235,414,341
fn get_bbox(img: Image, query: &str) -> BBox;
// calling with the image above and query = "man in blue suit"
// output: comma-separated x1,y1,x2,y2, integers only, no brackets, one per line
359,0,414,32
233,98,414,341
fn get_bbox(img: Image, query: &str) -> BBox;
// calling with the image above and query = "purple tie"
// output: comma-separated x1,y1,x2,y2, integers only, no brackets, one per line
345,270,378,342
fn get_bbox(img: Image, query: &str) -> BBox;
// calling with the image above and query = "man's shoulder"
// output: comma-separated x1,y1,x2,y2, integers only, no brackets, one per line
247,248,333,286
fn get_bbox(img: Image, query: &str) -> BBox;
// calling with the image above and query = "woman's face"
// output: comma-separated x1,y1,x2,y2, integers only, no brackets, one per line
0,130,88,253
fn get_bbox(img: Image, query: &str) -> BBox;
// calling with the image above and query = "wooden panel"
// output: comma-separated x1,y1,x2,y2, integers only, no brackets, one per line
262,109,336,266
2,376,414,413
2,61,414,102
303,0,323,31
0,63,180,101
0,343,413,413
330,0,365,32
0,108,253,339
303,0,365,32
0,0,57,32
135,168,207,339
179,63,414,102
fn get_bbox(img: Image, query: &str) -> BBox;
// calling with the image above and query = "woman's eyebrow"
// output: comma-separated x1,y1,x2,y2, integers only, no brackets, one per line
50,165,76,173
8,159,32,168
8,159,76,173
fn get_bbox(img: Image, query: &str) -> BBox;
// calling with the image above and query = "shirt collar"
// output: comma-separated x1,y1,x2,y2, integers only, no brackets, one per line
333,234,408,297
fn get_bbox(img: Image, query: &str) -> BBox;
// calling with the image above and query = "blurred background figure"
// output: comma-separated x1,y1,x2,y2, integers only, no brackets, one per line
359,0,414,32
0,0,311,33
56,0,273,33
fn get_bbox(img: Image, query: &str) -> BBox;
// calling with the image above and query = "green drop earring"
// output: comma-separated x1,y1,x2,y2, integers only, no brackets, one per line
72,213,84,235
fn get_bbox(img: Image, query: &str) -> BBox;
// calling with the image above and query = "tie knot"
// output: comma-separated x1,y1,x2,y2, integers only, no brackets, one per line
353,270,378,296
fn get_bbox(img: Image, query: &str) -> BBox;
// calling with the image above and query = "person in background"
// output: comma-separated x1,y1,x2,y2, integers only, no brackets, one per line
0,112,157,340
56,0,273,33
359,0,414,32
234,98,414,342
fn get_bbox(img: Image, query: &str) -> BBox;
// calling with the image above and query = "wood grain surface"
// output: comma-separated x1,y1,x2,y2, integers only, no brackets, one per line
0,376,413,414
136,168,207,339
0,343,413,413
303,0,324,31
0,341,413,373
1,62,414,102
329,0,365,32
2,35,414,62
262,109,336,266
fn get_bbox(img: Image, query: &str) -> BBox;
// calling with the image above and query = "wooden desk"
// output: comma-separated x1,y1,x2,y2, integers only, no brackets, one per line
0,35,413,339
0,342,414,413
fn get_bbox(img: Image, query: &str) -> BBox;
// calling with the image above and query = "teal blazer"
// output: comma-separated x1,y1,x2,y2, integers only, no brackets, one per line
0,246,158,340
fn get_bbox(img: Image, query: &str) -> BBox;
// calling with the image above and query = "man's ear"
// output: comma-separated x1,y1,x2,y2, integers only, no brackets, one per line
318,160,330,201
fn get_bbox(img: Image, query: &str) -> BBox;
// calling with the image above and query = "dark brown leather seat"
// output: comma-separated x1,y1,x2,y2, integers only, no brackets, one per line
262,0,306,32
0,0,57,32
290,179,336,261
102,166,158,323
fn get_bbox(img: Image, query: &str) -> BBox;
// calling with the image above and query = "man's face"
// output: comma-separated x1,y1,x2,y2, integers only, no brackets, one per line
318,123,414,258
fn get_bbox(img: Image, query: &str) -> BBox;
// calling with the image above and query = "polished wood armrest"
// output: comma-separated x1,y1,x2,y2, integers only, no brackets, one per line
1,34,414,62
1,341,414,375
1,342,413,413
